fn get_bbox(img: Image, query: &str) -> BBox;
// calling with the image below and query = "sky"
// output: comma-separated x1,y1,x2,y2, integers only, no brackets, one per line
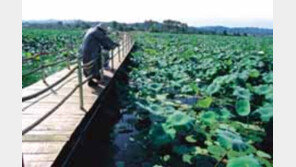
22,0,273,28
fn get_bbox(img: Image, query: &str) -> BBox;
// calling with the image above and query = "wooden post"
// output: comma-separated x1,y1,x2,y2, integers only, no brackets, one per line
41,62,48,85
128,35,130,52
127,35,129,52
67,43,72,70
66,51,71,70
128,34,130,54
39,47,47,85
22,154,24,167
77,55,84,110
100,51,104,79
126,34,128,56
123,34,126,57
111,49,114,70
131,36,133,50
118,42,121,62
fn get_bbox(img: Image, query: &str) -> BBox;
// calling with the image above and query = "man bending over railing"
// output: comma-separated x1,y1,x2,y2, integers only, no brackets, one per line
80,24,118,88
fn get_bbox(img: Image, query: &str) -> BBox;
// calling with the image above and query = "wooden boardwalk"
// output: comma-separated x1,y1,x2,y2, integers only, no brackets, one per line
22,40,133,167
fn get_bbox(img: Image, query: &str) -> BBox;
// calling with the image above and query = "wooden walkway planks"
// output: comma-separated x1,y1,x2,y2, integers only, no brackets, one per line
22,42,133,167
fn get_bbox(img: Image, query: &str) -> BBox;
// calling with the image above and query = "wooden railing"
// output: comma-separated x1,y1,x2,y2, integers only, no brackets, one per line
22,32,134,135
22,32,134,167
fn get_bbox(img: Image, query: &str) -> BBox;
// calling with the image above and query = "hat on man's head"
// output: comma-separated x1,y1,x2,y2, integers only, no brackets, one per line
95,24,107,34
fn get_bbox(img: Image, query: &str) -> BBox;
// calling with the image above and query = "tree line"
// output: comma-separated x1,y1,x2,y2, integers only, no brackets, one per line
22,19,273,36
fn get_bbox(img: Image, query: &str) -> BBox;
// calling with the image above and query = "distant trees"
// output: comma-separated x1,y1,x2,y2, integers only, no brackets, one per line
144,20,160,32
22,20,273,36
223,30,228,36
109,19,189,33
163,20,188,33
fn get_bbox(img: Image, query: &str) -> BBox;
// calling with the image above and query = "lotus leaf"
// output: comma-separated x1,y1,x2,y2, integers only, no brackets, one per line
217,130,248,151
206,82,221,95
165,112,194,131
253,104,273,122
197,97,213,108
233,87,251,99
249,69,260,78
200,111,218,125
235,99,250,116
227,156,261,167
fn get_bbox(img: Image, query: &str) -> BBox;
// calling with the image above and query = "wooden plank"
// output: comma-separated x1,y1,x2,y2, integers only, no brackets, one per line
23,134,70,142
22,142,65,154
24,161,52,167
26,130,74,136
23,154,57,162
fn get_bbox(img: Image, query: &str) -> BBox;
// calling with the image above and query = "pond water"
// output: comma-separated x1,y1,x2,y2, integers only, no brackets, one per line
174,96,198,105
69,70,154,167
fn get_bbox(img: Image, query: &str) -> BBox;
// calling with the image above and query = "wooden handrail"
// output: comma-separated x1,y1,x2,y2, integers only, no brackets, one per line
22,48,69,62
22,56,76,77
22,65,78,102
22,75,92,135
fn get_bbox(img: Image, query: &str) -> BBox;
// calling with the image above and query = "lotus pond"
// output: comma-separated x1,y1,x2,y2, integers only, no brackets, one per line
23,28,273,166
113,32,273,167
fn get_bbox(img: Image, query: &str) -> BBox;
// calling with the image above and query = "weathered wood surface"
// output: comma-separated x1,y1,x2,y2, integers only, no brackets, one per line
22,43,133,167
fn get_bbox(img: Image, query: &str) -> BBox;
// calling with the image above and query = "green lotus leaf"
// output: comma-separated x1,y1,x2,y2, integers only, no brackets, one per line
256,150,272,159
165,112,194,131
149,124,175,147
155,94,167,101
206,68,217,76
152,165,163,167
225,59,233,66
249,69,260,78
217,130,248,151
214,74,237,84
200,111,217,125
173,145,195,155
197,96,213,108
232,139,248,152
253,85,272,96
263,72,273,84
239,71,250,81
227,156,261,167
190,82,199,94
208,145,227,159
217,131,235,149
185,135,197,143
257,157,273,167
181,85,192,94
233,86,251,99
163,155,170,162
147,83,163,92
206,82,221,95
116,161,125,167
182,154,193,164
235,99,250,116
253,104,273,122
24,52,32,57
136,102,164,117
219,108,233,120
163,124,177,138
227,150,248,158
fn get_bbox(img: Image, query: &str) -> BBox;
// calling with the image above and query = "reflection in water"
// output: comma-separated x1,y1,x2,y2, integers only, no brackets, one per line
112,112,149,167
71,71,151,167
174,96,198,105
71,93,148,166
